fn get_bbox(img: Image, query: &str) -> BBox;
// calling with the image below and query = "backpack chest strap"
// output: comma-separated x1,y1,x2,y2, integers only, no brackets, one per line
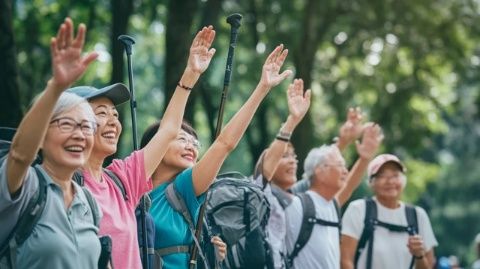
374,220,414,234
155,245,190,257
308,217,341,228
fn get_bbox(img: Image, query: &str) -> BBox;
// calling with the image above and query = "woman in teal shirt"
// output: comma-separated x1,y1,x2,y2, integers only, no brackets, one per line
141,44,293,268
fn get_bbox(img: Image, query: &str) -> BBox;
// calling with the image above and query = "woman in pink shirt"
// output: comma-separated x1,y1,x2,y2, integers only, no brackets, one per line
69,26,217,269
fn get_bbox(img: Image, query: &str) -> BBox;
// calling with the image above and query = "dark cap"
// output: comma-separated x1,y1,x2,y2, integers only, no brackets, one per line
66,83,130,106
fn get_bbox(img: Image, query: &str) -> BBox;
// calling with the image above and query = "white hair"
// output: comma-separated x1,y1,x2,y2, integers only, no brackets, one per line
51,92,96,123
302,144,339,180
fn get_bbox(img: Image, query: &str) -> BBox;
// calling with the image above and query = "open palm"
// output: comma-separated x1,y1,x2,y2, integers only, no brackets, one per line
287,79,311,122
260,45,292,88
187,26,216,74
356,123,384,160
339,107,364,145
50,18,97,90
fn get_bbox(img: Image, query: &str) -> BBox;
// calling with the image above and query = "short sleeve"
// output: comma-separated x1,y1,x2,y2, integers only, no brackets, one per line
106,150,152,207
416,207,438,251
0,159,39,244
341,199,366,240
173,168,206,220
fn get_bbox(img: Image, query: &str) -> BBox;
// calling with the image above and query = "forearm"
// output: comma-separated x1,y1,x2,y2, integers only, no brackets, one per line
7,79,63,193
262,115,299,180
215,83,270,151
336,157,369,206
341,259,354,269
143,68,197,177
414,250,435,269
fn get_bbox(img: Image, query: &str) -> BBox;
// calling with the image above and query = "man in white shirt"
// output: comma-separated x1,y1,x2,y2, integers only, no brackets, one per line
285,124,382,269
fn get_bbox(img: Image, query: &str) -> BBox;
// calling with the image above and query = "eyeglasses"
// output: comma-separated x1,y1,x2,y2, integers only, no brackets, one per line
50,117,97,136
282,152,297,159
177,136,201,150
322,163,346,169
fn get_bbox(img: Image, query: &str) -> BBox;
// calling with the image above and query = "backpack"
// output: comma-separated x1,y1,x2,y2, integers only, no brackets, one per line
0,136,101,269
203,172,273,269
73,168,156,269
287,193,341,268
354,197,418,269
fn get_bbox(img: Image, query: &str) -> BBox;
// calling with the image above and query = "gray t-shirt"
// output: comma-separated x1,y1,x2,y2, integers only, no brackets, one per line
0,160,101,268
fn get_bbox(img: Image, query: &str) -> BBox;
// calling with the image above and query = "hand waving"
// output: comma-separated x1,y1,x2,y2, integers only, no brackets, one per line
338,107,364,146
260,44,292,89
287,79,311,123
356,123,384,160
50,18,98,91
187,26,216,75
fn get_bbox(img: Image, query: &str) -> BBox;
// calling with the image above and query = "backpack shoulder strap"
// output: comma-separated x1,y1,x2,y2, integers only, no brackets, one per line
81,186,101,228
103,168,128,201
165,183,209,268
287,193,315,267
405,204,418,235
72,170,84,186
333,198,342,240
271,185,293,209
354,197,377,268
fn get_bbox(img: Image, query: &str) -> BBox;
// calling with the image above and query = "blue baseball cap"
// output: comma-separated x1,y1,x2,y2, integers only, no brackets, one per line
66,83,130,106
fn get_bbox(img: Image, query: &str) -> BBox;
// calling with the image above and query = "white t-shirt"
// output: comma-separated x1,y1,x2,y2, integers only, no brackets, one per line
285,190,340,269
342,198,438,269
253,175,288,269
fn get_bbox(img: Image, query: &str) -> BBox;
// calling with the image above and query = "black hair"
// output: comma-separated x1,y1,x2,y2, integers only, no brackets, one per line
140,120,197,148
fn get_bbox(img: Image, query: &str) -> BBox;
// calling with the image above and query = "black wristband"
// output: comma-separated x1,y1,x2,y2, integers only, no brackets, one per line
275,135,290,142
414,255,424,259
178,82,193,91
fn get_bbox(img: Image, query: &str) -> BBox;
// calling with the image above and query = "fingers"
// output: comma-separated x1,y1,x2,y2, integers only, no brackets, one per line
265,44,283,65
56,23,67,50
304,89,312,103
278,69,293,81
81,52,99,67
73,23,87,49
64,17,74,47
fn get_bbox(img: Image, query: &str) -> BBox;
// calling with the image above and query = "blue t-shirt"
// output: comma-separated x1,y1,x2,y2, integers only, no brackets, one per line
149,168,205,269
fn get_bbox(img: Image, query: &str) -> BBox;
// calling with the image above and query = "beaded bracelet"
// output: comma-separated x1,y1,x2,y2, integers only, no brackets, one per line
178,82,193,91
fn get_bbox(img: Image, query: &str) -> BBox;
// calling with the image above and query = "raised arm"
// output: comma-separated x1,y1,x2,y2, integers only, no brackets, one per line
260,79,311,181
192,45,292,195
336,123,383,206
336,107,363,152
7,18,97,195
142,26,216,178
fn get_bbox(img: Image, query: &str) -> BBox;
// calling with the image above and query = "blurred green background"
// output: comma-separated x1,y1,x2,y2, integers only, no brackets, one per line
2,0,480,266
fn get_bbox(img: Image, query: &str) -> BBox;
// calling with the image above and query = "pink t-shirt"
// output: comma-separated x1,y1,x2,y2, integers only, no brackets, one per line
83,150,152,269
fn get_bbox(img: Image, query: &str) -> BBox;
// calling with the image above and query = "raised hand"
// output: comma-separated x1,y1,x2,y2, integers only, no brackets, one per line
338,107,364,147
49,17,98,90
355,123,384,160
260,44,292,89
187,26,216,75
287,78,311,123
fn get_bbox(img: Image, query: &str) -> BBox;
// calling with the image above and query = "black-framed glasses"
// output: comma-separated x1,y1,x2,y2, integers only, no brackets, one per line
50,117,97,136
177,136,201,150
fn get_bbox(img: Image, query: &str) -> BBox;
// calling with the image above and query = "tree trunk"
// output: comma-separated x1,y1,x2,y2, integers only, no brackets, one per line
165,0,200,123
107,0,133,164
0,0,22,127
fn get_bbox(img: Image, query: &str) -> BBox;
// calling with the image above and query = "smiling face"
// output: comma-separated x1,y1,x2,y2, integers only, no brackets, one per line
161,130,200,171
272,145,298,190
89,97,122,157
42,105,95,170
314,148,348,192
371,162,405,202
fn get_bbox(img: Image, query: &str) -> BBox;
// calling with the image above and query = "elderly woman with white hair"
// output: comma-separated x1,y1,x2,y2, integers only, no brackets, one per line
0,18,101,268
340,154,438,269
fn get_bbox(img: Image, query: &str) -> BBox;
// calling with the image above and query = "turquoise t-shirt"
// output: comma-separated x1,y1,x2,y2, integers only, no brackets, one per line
149,167,205,269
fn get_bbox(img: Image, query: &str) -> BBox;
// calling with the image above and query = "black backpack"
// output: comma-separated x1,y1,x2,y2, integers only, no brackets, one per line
0,128,101,269
354,197,418,269
287,193,341,268
164,172,272,269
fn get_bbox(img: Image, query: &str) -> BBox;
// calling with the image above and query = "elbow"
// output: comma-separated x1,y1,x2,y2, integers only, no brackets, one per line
9,148,35,167
215,136,236,153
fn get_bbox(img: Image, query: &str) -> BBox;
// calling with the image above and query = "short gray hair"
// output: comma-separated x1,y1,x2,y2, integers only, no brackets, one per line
51,92,96,123
302,144,339,180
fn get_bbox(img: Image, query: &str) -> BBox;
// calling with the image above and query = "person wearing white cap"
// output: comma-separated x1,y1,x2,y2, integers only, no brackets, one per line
341,154,438,269
68,26,217,268
284,123,383,269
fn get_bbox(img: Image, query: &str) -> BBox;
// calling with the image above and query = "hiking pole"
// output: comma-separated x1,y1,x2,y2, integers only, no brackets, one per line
118,35,149,269
189,13,243,269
